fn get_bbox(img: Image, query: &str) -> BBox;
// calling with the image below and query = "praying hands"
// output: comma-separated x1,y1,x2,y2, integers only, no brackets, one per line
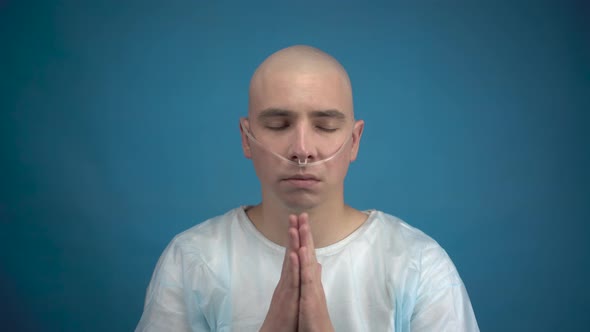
260,213,334,332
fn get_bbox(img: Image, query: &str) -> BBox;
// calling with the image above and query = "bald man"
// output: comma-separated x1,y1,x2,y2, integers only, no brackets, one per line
136,45,479,331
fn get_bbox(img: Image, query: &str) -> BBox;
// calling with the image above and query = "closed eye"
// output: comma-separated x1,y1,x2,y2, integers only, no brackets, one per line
316,126,339,132
265,122,290,130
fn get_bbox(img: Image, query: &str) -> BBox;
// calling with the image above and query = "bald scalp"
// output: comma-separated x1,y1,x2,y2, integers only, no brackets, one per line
248,45,353,117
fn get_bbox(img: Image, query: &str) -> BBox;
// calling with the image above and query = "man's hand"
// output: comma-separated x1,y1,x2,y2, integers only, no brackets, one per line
297,213,334,332
260,215,301,332
260,213,334,332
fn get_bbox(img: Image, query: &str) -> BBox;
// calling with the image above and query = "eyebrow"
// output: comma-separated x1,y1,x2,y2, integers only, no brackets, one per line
257,108,347,120
257,108,294,120
310,110,346,120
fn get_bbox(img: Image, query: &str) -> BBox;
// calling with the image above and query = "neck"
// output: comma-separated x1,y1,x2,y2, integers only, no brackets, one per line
246,196,367,248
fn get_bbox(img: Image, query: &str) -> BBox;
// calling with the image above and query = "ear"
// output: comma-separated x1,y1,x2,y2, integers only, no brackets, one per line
349,119,364,162
239,118,252,159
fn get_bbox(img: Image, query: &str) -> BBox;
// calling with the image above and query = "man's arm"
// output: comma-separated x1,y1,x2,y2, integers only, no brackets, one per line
136,241,209,332
410,244,479,332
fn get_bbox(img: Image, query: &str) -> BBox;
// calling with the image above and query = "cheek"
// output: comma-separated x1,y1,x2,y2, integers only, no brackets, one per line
337,161,351,179
327,154,352,180
251,151,279,181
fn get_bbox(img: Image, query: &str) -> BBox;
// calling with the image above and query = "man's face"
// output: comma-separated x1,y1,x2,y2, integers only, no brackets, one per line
242,68,363,211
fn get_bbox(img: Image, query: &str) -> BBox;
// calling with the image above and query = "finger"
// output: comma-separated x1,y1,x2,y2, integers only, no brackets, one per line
280,242,290,276
279,216,300,289
288,214,300,251
280,236,300,289
299,213,315,249
281,215,300,279
299,246,313,285
288,251,299,288
289,214,298,229
288,226,301,286
298,213,317,262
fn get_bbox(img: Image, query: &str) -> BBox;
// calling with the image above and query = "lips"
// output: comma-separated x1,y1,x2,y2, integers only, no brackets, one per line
282,174,320,188
284,174,319,181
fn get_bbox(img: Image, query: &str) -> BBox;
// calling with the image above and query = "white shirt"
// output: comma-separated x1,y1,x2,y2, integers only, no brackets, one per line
136,207,479,331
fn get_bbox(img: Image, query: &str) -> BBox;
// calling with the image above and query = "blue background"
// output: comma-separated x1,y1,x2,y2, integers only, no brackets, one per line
1,0,588,331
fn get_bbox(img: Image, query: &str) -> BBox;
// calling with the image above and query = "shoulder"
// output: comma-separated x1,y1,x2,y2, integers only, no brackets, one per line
139,208,244,326
372,211,462,282
366,210,458,275
369,210,442,253
174,207,241,245
158,207,243,267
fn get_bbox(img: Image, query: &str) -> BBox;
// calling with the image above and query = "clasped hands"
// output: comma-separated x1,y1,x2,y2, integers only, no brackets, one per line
260,213,334,332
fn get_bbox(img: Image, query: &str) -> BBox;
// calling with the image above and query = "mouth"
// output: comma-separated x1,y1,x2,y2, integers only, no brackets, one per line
283,174,320,181
282,174,320,188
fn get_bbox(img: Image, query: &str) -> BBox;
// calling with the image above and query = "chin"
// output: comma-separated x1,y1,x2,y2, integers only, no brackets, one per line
278,194,320,213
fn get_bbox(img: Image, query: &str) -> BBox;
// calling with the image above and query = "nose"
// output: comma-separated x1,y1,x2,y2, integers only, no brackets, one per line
288,124,315,165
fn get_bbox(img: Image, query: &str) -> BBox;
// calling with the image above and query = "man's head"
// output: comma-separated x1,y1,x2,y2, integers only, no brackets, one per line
241,45,364,212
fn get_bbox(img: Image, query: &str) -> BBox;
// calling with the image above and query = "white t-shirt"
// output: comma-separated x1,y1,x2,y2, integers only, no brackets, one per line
136,207,479,331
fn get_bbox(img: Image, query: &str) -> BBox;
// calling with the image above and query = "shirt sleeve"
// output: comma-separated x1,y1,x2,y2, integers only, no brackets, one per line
135,240,210,332
410,244,479,332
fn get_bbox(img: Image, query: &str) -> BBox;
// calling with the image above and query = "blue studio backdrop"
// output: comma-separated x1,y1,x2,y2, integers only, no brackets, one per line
1,1,588,331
